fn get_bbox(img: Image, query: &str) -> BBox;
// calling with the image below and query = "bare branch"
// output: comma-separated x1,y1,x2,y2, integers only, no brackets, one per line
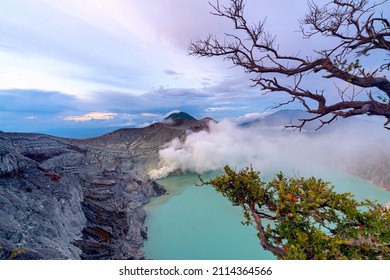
248,201,286,258
189,0,390,130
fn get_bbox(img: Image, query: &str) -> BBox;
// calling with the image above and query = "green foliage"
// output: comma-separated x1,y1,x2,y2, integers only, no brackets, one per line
200,166,390,260
333,58,364,83
10,244,24,259
333,58,362,74
376,94,388,104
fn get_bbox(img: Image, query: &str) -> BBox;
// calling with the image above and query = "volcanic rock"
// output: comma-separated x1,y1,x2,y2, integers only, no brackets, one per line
0,115,211,259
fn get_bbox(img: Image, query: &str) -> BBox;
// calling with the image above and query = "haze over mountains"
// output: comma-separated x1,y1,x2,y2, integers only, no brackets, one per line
1,110,389,259
151,110,390,191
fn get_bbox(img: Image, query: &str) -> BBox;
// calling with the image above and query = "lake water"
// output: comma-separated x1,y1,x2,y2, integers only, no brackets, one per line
143,169,390,260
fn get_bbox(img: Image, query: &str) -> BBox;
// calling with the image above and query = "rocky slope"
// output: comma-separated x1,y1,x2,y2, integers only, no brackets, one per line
344,149,390,191
0,115,211,259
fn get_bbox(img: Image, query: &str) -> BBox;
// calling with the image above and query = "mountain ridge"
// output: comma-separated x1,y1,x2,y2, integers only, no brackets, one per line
164,111,197,121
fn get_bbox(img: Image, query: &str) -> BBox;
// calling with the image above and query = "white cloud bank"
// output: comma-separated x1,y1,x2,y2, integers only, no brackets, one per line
149,118,390,180
63,112,118,122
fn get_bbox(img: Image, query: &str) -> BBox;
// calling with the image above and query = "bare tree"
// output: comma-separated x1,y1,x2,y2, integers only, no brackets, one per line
189,0,390,130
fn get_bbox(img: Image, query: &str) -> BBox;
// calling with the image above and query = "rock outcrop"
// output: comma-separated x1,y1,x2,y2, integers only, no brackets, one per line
344,149,390,191
0,115,211,259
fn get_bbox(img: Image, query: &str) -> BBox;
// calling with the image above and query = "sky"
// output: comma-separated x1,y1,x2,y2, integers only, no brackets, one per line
1,0,389,137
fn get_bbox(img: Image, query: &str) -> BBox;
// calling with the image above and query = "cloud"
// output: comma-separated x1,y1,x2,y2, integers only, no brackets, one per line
149,120,286,179
164,110,182,118
0,89,77,114
205,107,239,112
24,116,37,120
141,113,162,118
164,69,182,76
63,112,118,122
229,112,272,124
149,117,390,180
0,89,140,135
1,0,227,100
131,0,231,49
2,0,388,138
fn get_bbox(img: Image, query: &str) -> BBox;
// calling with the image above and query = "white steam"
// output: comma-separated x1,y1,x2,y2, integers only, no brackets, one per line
149,117,390,180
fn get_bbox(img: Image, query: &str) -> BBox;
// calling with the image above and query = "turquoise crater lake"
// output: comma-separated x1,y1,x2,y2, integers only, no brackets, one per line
143,170,390,260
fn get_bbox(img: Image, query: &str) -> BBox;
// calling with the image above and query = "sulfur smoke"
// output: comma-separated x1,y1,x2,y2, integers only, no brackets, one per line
149,117,390,182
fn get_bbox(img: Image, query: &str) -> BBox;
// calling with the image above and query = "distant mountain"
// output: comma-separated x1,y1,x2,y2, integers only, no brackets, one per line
161,111,213,132
241,109,380,132
241,109,318,130
164,111,197,121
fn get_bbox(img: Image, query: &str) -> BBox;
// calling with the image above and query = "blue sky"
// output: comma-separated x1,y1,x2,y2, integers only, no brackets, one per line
1,0,389,137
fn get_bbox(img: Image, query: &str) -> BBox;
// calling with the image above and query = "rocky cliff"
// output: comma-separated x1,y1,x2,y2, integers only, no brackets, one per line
0,116,211,259
344,149,390,191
